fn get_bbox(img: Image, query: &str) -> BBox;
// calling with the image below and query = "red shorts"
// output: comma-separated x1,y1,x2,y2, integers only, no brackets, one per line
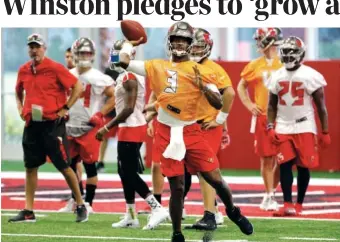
104,116,118,138
155,122,219,177
276,133,319,168
202,125,223,154
254,115,278,157
67,127,101,164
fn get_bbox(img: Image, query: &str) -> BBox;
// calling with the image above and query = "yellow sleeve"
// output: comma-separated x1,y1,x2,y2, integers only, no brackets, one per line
240,61,256,83
216,65,232,89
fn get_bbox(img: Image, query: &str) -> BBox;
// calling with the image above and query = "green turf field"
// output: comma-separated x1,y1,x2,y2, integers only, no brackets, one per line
2,211,340,242
2,160,340,178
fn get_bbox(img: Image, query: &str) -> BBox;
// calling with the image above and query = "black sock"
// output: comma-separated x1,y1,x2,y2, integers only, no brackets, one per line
280,160,294,203
154,194,162,204
183,167,192,202
297,166,310,204
85,184,97,206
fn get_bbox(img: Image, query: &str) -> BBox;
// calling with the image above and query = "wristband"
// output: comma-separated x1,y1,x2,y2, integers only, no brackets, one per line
267,123,274,130
119,42,134,59
62,104,70,110
103,125,110,132
216,111,229,125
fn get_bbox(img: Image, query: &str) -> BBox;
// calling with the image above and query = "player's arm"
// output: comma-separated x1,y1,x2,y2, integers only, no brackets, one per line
97,78,138,140
15,69,25,120
267,92,278,124
119,42,146,76
100,86,115,116
312,87,329,133
145,91,157,123
237,78,262,115
193,66,222,110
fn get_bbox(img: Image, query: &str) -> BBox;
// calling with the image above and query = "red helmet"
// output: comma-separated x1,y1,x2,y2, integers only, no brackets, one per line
279,36,306,69
253,28,283,51
190,28,213,63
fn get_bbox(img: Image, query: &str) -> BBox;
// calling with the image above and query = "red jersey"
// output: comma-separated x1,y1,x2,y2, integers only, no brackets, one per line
16,57,77,120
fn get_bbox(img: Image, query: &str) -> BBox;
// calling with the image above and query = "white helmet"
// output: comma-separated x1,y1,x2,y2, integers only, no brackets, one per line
72,37,95,68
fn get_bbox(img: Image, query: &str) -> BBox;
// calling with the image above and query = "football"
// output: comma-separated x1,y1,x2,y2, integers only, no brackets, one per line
121,20,147,44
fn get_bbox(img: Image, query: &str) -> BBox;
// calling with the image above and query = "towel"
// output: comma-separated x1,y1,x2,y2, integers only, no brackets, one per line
163,126,186,161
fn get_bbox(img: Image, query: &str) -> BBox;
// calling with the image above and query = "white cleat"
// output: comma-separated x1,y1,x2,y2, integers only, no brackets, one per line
259,196,270,210
143,207,168,230
85,202,94,214
215,211,224,225
112,213,140,228
265,197,279,211
58,198,75,212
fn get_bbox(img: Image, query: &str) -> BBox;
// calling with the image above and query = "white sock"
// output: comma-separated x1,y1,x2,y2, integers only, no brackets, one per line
145,194,162,210
126,203,136,219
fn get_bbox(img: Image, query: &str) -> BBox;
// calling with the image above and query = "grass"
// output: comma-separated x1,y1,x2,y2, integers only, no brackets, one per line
2,160,340,179
2,211,340,242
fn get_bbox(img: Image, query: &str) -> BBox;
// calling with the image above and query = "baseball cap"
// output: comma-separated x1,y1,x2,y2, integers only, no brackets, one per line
27,33,45,46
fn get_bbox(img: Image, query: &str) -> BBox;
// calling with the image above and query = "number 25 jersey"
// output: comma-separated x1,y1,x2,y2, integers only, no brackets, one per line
145,59,217,121
269,64,327,134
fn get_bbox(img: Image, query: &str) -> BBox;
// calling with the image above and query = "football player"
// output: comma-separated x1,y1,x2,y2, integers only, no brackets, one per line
237,28,283,211
58,37,115,213
267,36,331,216
96,40,169,230
117,21,253,242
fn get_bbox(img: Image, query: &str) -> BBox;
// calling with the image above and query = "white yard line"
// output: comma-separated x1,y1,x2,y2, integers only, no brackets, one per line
1,172,339,186
280,237,338,241
2,209,340,222
1,233,248,242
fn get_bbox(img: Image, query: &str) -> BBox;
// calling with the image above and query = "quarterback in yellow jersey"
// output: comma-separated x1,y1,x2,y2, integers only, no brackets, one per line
118,21,253,242
237,28,283,211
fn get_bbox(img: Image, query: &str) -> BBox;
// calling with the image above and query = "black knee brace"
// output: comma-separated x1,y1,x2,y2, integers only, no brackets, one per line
83,162,97,178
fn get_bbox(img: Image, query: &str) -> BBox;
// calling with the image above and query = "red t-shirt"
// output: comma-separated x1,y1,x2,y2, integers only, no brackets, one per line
16,57,77,120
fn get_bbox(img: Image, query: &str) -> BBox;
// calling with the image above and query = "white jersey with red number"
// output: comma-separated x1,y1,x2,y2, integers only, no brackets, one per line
67,68,114,137
269,64,327,135
115,72,146,128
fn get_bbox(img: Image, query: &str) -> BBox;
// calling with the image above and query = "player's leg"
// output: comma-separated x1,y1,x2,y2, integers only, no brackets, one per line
168,175,186,242
97,137,108,172
59,155,83,212
182,165,191,219
43,120,87,222
83,162,97,213
273,158,280,193
273,137,297,216
115,141,168,229
295,133,318,214
296,165,310,214
151,162,164,204
191,126,224,230
255,116,278,210
185,123,253,235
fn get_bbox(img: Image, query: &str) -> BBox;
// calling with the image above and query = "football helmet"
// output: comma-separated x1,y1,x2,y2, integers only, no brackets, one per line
72,37,95,68
109,40,136,73
279,36,306,69
253,28,283,51
166,21,194,57
190,28,213,63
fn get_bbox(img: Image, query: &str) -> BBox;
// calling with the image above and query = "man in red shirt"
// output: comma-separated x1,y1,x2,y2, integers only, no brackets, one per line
8,33,88,223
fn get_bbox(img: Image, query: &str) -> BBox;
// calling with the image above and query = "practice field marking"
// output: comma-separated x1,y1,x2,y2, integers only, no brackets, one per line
2,172,339,186
280,237,338,241
2,209,340,222
1,233,249,242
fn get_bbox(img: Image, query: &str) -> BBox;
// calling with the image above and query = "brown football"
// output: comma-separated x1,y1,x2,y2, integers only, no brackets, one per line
121,20,147,44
